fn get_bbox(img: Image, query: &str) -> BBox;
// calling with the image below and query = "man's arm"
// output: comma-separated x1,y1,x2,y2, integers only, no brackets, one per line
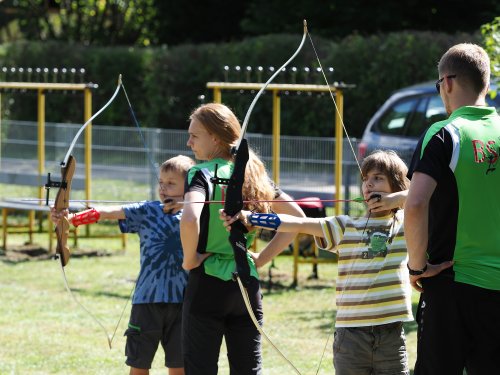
405,171,454,292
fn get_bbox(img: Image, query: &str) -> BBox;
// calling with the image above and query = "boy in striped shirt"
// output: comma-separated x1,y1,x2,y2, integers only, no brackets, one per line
221,150,426,375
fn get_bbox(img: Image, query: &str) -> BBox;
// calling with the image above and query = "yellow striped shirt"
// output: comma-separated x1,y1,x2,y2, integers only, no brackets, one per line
314,211,413,327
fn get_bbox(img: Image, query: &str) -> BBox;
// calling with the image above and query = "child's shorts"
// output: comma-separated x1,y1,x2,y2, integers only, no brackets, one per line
333,321,409,375
124,302,183,370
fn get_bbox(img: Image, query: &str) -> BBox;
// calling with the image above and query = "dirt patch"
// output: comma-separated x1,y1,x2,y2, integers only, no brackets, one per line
0,244,112,263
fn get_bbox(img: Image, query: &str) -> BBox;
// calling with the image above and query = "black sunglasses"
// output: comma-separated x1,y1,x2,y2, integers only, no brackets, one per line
435,75,457,93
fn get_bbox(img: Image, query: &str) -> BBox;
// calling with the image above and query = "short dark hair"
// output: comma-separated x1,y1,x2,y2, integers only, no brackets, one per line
438,43,490,95
160,155,196,176
361,150,409,213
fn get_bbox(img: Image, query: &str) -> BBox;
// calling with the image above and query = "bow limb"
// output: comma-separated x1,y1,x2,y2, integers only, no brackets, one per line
234,20,307,151
224,21,307,375
52,76,122,349
61,75,122,168
56,256,112,348
236,278,301,375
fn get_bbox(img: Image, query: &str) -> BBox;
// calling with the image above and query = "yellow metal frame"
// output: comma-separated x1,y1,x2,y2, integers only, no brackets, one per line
208,82,352,284
207,82,346,213
0,82,96,202
0,82,127,249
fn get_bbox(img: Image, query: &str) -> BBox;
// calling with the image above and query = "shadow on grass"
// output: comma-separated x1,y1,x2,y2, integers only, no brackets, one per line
283,309,338,331
272,299,420,336
70,287,135,300
0,246,118,264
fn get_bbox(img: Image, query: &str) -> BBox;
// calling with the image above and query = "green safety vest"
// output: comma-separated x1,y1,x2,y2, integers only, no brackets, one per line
421,106,500,290
187,158,259,281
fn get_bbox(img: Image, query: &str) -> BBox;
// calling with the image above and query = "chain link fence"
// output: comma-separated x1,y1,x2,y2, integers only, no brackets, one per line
1,120,366,216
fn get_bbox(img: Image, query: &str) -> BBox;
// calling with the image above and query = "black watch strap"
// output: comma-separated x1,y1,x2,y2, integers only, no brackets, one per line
407,263,428,276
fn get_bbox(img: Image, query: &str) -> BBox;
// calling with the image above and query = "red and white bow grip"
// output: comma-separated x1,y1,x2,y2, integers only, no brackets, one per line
72,208,100,227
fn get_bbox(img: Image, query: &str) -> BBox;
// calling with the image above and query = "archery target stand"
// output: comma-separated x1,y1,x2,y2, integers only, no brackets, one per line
0,79,127,250
208,81,355,285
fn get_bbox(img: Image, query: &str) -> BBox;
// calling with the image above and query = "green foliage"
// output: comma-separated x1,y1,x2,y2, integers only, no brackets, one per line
3,0,497,46
482,17,500,79
0,31,480,137
5,0,158,45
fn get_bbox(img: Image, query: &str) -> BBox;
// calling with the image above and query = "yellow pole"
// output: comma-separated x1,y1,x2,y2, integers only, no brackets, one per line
38,89,45,202
213,88,221,103
293,235,299,286
0,94,1,199
335,91,344,215
84,88,92,236
272,90,281,186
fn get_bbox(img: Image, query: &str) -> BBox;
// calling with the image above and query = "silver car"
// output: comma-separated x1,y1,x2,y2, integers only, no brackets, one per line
358,81,500,163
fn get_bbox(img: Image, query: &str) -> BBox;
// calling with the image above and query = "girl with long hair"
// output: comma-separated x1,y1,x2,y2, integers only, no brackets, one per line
180,103,305,374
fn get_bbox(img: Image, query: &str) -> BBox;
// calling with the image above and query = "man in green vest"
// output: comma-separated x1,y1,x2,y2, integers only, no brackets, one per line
405,43,500,374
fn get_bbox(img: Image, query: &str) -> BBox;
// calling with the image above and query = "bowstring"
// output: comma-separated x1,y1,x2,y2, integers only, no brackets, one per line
306,31,362,177
306,29,368,375
107,81,165,347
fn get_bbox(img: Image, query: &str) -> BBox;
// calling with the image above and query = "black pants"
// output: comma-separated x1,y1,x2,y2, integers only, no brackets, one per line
414,275,500,375
182,269,263,375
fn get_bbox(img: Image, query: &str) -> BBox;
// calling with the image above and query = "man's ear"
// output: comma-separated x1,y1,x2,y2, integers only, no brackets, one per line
445,75,454,94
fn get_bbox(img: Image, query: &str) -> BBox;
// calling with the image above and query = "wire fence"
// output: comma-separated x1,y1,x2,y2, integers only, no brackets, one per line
1,120,365,216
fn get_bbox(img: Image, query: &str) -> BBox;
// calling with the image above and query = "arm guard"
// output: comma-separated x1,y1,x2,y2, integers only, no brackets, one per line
248,213,281,230
72,208,100,227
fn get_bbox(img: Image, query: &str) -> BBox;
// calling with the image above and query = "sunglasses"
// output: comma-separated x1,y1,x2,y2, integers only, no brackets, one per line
435,75,457,93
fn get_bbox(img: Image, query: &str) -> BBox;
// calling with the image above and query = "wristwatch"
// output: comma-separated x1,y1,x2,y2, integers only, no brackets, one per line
407,263,428,276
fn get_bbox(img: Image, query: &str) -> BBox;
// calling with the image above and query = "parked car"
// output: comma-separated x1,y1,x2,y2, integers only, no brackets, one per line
358,81,500,163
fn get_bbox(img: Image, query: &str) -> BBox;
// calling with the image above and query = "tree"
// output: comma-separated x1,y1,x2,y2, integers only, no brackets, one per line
3,0,158,45
482,16,500,85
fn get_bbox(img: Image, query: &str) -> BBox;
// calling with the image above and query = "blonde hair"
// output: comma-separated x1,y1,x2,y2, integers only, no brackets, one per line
361,150,409,213
190,103,275,213
438,43,490,95
160,155,196,177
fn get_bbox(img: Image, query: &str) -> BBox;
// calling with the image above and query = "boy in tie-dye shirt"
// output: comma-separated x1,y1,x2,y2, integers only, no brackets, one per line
50,155,195,375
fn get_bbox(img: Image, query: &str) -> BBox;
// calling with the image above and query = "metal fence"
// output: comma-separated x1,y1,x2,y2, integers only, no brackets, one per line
1,120,365,216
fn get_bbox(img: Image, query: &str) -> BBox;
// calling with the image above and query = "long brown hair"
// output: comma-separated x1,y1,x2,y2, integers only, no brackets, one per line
190,103,275,213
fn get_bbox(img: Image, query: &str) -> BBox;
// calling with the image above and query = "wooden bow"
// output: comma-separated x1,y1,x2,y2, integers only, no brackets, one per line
50,75,122,348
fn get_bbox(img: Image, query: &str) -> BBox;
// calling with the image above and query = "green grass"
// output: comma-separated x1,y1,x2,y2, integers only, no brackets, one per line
0,184,419,374
0,226,421,375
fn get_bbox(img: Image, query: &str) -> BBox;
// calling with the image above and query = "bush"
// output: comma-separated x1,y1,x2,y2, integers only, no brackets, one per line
482,17,500,93
0,31,480,137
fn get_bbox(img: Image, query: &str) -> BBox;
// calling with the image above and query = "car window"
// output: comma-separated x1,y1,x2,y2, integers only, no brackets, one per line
425,96,447,128
406,98,427,137
378,99,417,135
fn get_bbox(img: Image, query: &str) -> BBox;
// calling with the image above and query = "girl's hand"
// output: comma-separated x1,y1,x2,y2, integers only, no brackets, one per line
219,209,254,231
163,196,184,214
247,251,263,268
366,191,407,212
49,206,72,225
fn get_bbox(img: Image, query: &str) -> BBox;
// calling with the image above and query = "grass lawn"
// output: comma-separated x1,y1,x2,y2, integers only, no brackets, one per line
0,183,420,374
0,227,421,375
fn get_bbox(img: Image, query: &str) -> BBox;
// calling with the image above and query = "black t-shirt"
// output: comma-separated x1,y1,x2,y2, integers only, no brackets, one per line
184,170,282,254
407,127,459,272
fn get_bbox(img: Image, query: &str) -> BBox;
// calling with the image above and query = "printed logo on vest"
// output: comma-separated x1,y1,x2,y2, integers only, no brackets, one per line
472,139,498,174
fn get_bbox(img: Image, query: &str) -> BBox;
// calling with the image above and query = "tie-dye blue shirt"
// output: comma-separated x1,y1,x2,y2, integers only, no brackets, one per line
119,201,188,304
